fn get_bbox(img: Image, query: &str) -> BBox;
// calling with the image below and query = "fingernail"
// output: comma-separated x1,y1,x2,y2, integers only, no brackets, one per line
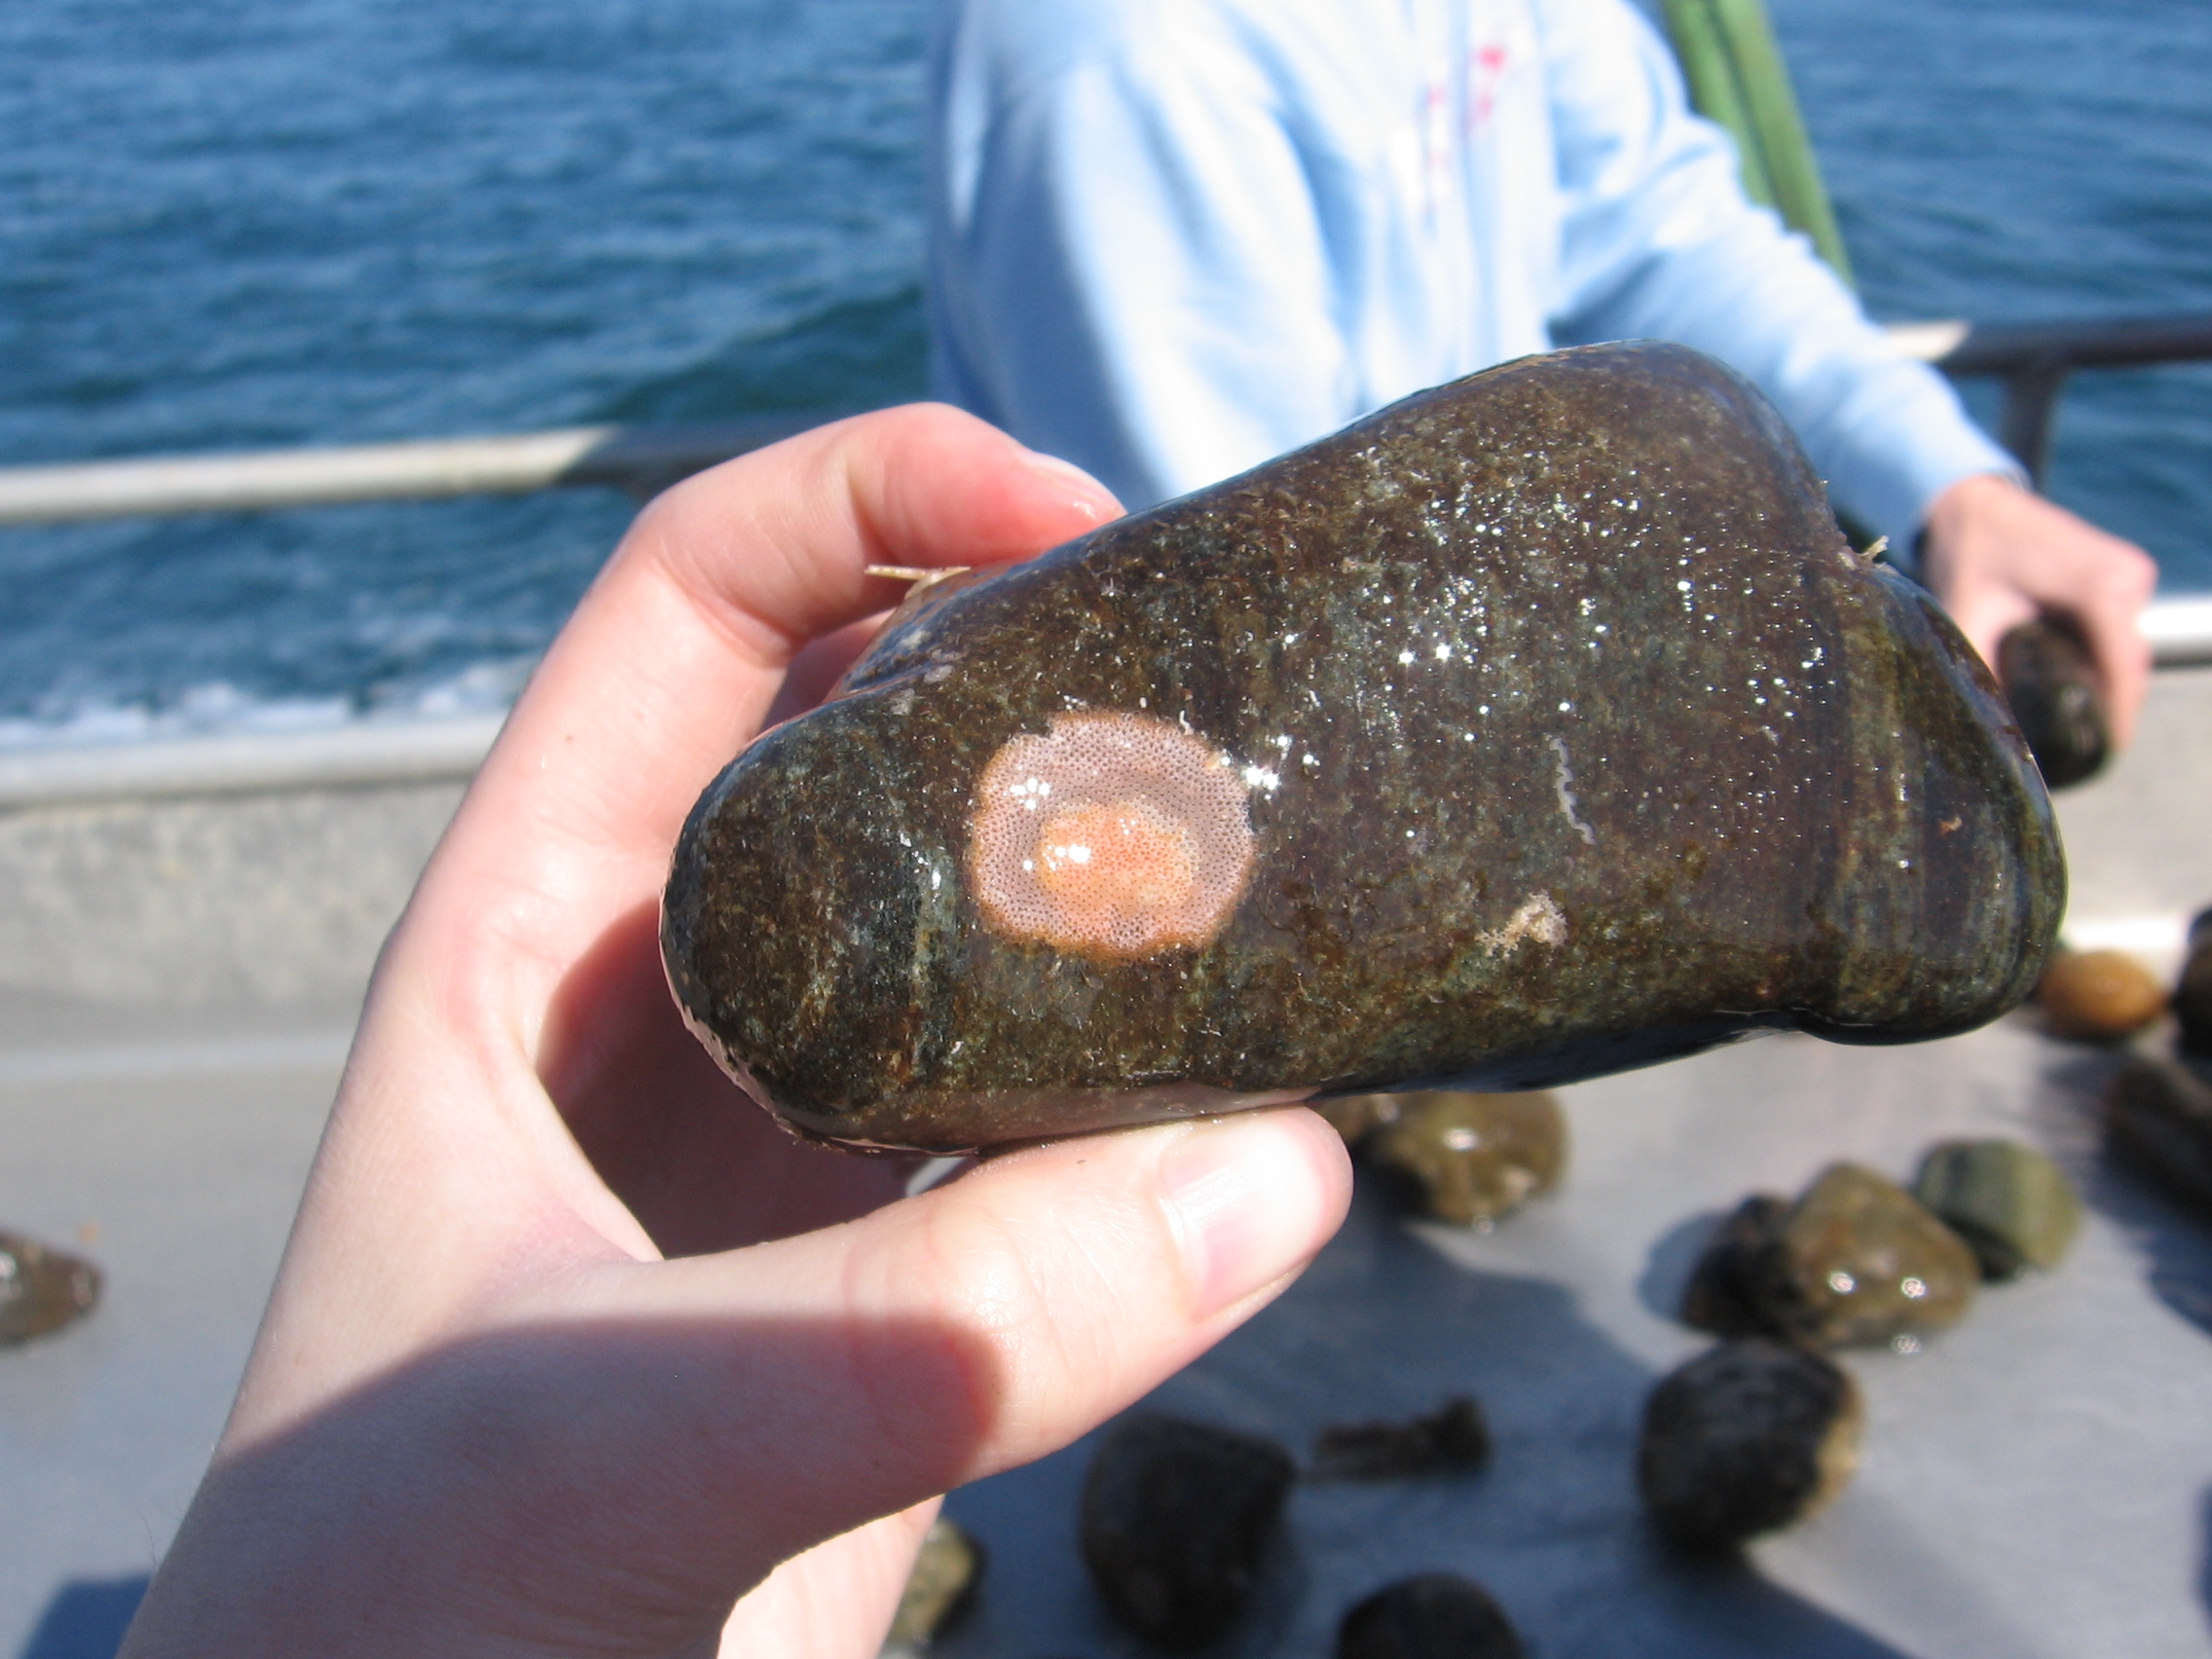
1159,1112,1339,1320
1020,449,1119,521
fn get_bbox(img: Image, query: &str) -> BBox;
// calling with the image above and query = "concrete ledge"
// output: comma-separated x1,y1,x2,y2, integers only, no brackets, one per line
0,714,502,809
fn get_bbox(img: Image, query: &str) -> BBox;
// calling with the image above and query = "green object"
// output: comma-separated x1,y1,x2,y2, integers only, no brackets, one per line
1661,0,1855,285
1913,1139,2083,1279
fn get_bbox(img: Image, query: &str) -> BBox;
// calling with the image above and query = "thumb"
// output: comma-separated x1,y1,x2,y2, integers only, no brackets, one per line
577,1105,1352,1582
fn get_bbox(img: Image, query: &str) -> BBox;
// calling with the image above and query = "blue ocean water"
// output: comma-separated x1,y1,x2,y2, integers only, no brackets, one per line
0,0,2207,743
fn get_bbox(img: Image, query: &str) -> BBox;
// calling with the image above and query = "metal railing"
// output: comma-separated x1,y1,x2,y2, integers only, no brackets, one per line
2,316,2206,530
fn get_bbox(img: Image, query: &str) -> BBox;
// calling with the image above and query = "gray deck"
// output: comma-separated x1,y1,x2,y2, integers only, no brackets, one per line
4,673,2211,1657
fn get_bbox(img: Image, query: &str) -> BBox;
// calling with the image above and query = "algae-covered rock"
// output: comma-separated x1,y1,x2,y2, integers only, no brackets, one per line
664,342,2062,1152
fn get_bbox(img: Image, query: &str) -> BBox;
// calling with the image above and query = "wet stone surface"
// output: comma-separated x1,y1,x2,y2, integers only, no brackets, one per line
664,342,2062,1152
1638,1339,1863,1553
0,1228,100,1346
1681,1162,1980,1347
1357,1090,1567,1228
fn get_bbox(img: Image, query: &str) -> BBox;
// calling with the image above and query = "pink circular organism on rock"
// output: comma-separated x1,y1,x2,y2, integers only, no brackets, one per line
968,711,1257,962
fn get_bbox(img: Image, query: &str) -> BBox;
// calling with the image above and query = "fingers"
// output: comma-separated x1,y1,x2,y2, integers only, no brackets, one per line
401,408,1120,1021
1920,472,2157,748
522,1107,1350,1598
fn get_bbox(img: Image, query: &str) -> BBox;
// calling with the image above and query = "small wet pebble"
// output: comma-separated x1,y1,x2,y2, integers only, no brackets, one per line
0,1229,101,1346
1682,1164,1977,1347
1639,1340,1863,1552
1080,1413,1295,1649
1358,1091,1567,1228
1310,1396,1492,1481
1912,1138,2082,1278
884,1517,983,1651
1337,1573,1525,1659
1998,617,2109,790
2038,948,2166,1043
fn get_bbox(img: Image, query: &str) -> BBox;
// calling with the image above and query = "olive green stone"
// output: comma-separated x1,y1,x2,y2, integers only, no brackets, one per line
1912,1138,2082,1278
1756,1161,1979,1347
884,1517,983,1651
663,342,2062,1152
1358,1090,1567,1228
1639,1339,1863,1553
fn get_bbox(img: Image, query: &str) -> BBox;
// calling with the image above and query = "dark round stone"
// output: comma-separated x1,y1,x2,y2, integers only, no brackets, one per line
1337,1573,1525,1659
1079,1413,1295,1649
1639,1340,1862,1551
1997,617,2110,790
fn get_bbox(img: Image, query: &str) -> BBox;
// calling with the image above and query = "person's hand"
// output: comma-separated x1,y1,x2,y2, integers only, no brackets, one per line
1918,471,2158,746
120,409,1352,1659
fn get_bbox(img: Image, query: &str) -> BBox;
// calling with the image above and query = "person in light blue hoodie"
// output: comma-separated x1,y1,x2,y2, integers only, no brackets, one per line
928,0,2156,742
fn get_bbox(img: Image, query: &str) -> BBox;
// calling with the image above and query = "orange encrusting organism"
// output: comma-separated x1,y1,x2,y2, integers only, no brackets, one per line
968,711,1257,962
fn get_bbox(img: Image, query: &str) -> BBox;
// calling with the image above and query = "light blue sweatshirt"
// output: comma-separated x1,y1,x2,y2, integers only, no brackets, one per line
927,0,2018,566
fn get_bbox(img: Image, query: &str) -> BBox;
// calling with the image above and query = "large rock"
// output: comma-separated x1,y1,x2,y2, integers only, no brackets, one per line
664,343,2062,1152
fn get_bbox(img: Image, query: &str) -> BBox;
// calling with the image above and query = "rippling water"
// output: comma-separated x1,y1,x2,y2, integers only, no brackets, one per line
0,0,2206,742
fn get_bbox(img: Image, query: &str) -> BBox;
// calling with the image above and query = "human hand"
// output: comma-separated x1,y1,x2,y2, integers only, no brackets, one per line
121,409,1351,1659
1918,472,2157,747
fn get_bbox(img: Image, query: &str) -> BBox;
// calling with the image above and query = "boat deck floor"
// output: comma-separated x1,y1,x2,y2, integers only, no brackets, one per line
4,671,2211,1658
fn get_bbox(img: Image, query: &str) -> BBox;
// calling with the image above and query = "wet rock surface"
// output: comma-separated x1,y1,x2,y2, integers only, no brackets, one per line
1681,1162,1979,1347
1997,617,2109,790
665,342,2062,1152
1639,1339,1863,1552
1912,1138,2081,1278
0,1228,100,1346
1079,1413,1295,1649
1358,1091,1567,1227
1337,1573,1526,1659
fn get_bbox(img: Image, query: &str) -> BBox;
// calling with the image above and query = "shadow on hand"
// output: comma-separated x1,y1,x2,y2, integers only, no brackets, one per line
537,898,907,1258
128,1309,998,1657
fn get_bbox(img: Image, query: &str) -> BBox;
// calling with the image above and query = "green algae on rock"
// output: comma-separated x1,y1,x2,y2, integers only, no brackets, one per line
663,342,2063,1153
